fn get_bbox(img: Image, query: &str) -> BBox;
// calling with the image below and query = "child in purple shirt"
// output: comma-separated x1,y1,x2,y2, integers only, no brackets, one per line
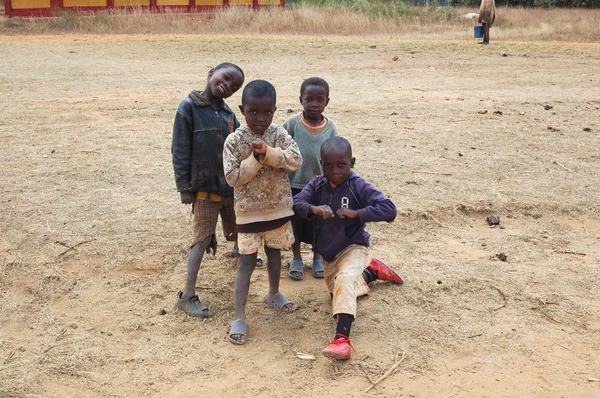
293,136,403,360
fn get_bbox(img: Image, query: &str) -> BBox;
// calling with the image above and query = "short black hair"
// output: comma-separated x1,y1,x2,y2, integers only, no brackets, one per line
321,136,352,158
301,77,329,97
241,80,277,106
214,62,245,80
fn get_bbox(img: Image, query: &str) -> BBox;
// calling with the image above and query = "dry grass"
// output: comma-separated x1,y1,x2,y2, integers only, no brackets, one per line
1,6,600,41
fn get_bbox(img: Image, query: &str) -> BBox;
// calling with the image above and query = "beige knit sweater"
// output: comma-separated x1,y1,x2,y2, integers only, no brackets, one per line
223,124,302,225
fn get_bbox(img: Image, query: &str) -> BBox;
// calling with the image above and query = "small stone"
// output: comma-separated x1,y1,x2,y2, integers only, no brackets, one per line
369,45,377,49
374,138,382,143
486,216,500,225
544,104,553,110
287,108,294,114
437,280,442,285
159,308,167,315
583,127,592,132
392,55,399,61
496,253,508,262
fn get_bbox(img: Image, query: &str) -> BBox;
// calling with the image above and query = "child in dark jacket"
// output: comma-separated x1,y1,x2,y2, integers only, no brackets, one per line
293,136,403,360
171,62,244,318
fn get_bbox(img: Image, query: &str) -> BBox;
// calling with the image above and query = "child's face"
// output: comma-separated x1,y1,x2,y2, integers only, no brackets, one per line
239,97,277,135
299,84,329,121
320,149,355,186
207,67,244,100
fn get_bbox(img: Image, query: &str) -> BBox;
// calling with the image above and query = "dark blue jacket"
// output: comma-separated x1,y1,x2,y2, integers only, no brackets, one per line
293,171,397,262
171,91,240,196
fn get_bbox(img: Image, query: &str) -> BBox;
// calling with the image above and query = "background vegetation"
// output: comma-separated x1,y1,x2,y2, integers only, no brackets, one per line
1,0,599,41
288,0,600,9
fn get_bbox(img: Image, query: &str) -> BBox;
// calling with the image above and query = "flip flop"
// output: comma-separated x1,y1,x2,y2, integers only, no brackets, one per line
228,319,248,345
310,259,325,279
288,260,304,280
263,292,293,313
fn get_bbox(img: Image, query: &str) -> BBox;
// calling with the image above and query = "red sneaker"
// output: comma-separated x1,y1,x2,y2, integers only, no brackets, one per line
322,334,353,360
368,258,403,284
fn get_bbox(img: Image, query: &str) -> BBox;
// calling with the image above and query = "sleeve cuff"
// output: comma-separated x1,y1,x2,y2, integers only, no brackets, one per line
241,152,263,174
357,208,370,224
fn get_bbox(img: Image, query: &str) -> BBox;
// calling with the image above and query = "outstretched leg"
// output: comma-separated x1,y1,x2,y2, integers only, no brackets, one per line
362,258,403,286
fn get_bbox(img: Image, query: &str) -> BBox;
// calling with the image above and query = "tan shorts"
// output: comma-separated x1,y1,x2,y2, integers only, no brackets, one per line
323,244,370,319
237,221,295,255
192,195,237,247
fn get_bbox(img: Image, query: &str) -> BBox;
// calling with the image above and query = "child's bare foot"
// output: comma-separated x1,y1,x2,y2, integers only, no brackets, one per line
228,319,247,345
264,292,293,313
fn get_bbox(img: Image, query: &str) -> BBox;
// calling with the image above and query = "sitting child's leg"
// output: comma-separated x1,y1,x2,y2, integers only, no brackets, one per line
361,258,403,285
229,252,257,345
330,245,369,317
322,245,368,360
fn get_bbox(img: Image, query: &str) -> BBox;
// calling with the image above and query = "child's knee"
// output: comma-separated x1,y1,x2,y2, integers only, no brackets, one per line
264,246,281,259
238,254,257,271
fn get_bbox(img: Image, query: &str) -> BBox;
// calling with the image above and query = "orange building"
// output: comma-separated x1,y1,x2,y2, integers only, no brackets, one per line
4,0,283,17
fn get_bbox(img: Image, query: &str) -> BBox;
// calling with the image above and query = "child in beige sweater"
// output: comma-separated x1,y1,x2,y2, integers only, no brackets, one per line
223,79,302,345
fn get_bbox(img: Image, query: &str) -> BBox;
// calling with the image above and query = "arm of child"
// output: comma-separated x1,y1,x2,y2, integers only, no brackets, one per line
292,177,334,219
293,179,316,219
261,126,302,172
171,104,193,193
354,181,397,224
223,134,263,187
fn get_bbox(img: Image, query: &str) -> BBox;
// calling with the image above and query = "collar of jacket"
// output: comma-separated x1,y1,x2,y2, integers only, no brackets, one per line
188,90,235,114
237,124,278,138
315,170,359,191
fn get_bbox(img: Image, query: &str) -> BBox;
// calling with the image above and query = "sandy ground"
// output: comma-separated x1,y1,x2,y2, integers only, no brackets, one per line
1,34,599,397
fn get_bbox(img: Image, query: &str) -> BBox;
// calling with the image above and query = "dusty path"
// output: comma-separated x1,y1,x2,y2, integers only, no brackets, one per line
1,35,599,397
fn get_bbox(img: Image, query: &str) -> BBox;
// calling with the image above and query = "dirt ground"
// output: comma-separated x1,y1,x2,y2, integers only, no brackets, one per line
1,34,599,397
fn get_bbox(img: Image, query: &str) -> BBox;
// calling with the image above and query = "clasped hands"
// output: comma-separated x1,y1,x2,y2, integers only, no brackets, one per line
311,205,358,219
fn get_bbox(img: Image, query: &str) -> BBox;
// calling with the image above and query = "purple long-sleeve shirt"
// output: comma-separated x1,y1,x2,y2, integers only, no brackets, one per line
293,171,397,262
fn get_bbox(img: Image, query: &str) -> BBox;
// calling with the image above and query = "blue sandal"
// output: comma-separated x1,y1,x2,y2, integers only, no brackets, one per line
228,319,248,345
288,260,304,280
310,259,325,279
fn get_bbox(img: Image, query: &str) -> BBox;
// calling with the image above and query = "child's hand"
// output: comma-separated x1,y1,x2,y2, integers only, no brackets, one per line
205,234,217,256
180,192,195,204
311,205,334,219
336,208,359,219
251,140,267,154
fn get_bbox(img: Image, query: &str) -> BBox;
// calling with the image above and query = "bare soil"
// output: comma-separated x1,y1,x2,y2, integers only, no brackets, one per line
1,34,599,398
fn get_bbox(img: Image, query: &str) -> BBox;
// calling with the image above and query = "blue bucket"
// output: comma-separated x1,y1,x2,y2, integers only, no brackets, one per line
474,25,483,38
